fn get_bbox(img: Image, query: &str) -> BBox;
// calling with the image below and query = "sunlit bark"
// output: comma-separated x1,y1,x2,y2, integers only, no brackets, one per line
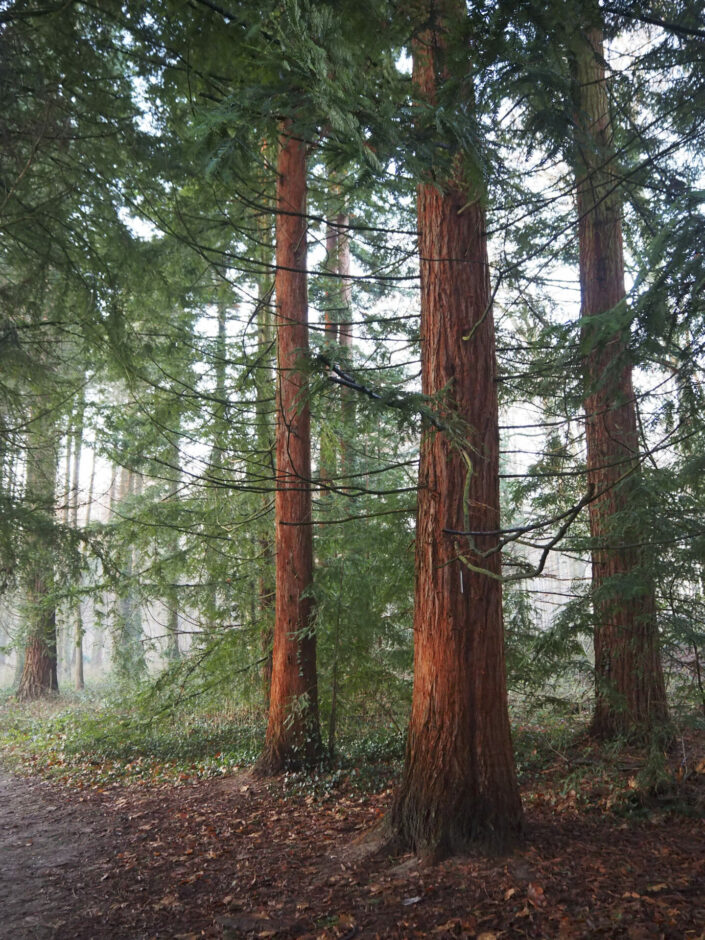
390,0,522,855
257,121,321,772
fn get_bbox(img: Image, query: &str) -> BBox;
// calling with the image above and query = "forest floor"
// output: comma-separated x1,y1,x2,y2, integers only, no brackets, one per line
2,722,705,939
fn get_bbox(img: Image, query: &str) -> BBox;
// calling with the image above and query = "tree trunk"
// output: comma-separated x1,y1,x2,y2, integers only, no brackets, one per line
165,604,180,661
255,193,276,705
17,408,59,701
115,466,145,680
71,396,85,691
257,121,321,773
205,292,229,628
390,0,522,856
164,437,181,662
318,210,341,490
337,212,355,483
573,21,668,739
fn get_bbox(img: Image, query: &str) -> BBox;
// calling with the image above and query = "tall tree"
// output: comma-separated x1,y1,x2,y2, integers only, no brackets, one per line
572,11,668,738
69,388,86,689
257,122,321,771
390,0,522,855
17,404,60,701
114,465,146,681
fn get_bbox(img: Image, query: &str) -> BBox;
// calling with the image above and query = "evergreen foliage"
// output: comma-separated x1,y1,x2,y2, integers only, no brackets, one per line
1,0,705,774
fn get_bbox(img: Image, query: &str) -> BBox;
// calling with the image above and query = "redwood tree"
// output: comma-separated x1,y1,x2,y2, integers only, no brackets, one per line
256,121,321,772
390,0,522,855
17,407,59,701
573,15,668,739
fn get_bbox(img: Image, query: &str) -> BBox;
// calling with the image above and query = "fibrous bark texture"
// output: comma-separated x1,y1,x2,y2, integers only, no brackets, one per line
390,0,522,856
574,23,668,740
254,188,276,704
17,410,59,701
257,122,320,773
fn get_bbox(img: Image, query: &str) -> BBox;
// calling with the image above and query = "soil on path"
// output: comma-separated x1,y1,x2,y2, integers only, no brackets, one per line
0,769,113,938
1,762,705,938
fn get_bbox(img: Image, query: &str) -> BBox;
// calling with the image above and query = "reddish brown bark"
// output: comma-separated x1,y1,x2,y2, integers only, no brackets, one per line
390,0,522,855
256,122,321,773
17,409,59,702
255,193,276,706
17,613,58,702
574,23,668,739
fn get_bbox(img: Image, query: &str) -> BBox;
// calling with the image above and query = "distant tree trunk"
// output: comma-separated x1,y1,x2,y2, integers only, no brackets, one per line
60,429,74,674
336,212,355,482
94,462,121,672
318,210,340,490
82,443,97,675
165,604,180,661
164,438,181,663
115,466,145,680
211,293,228,472
204,291,229,629
71,395,85,690
17,408,59,701
93,462,119,672
322,202,354,758
573,19,668,739
390,0,522,856
257,120,321,773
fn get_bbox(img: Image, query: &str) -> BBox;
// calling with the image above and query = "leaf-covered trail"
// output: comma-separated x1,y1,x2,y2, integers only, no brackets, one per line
1,765,705,938
0,769,113,938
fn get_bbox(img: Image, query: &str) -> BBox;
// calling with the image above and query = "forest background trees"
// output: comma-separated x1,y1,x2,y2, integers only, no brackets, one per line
2,0,705,853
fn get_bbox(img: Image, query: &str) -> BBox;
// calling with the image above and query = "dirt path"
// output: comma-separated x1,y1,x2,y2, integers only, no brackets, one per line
1,764,705,938
0,769,112,938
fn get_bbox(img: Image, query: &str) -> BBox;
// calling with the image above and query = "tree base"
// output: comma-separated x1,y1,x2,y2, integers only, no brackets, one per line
16,637,58,702
389,785,523,859
254,731,323,777
589,710,672,745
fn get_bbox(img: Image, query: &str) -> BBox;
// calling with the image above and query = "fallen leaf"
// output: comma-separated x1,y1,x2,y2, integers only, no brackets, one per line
432,920,460,934
527,882,545,908
153,894,182,911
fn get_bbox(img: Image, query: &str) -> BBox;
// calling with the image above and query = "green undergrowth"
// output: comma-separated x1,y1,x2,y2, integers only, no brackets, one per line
515,711,705,819
1,690,703,819
0,689,408,793
278,727,407,800
0,690,265,788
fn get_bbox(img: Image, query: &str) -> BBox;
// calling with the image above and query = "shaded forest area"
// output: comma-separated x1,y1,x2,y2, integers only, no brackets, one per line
2,0,705,935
